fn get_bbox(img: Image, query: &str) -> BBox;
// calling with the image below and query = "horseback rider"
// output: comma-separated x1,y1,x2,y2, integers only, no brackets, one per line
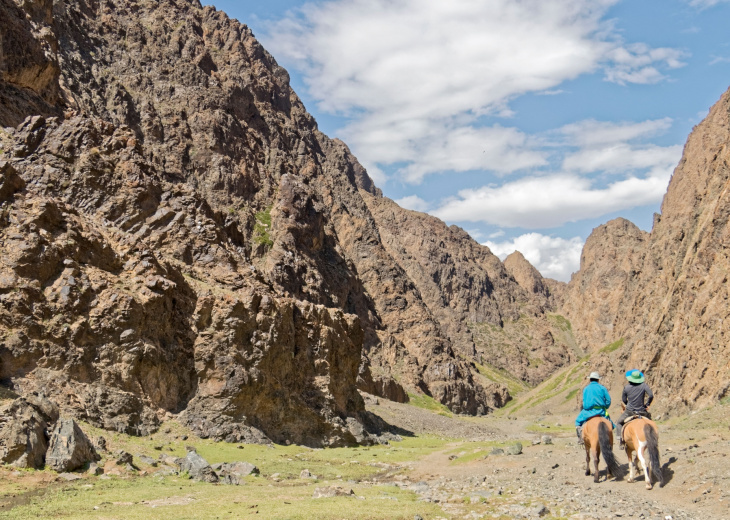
575,371,613,444
616,369,654,448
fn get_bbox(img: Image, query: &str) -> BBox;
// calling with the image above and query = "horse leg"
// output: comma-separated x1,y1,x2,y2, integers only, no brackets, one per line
626,447,635,483
585,445,591,477
592,445,601,483
637,442,652,490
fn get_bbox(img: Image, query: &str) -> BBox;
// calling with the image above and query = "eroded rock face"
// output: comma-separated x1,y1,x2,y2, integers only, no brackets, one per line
0,0,578,445
562,88,730,411
561,218,649,351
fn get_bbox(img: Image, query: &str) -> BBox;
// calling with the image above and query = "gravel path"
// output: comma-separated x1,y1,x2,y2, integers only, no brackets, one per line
367,397,730,519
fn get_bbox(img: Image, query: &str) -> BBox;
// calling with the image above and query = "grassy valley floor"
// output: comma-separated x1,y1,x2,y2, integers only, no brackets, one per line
1,396,729,520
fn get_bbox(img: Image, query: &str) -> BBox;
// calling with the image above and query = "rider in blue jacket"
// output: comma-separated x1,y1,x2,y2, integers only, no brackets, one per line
575,371,613,444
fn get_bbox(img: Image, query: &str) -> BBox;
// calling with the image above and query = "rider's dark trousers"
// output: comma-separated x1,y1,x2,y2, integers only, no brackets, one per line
616,409,651,442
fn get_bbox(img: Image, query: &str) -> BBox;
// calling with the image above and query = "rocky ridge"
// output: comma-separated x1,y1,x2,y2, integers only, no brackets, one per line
0,0,577,445
561,88,730,411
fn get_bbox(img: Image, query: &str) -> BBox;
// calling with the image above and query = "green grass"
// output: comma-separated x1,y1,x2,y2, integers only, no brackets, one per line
443,440,529,465
0,422,453,520
1,475,446,520
599,338,625,354
407,393,453,416
472,362,530,396
564,388,580,402
253,206,273,248
547,314,572,331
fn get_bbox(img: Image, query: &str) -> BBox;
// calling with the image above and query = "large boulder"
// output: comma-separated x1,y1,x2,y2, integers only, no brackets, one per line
212,461,259,485
180,450,218,483
46,418,100,472
0,395,59,469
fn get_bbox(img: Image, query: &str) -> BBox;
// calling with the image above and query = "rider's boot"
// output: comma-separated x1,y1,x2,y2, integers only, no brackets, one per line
617,425,624,449
576,426,583,446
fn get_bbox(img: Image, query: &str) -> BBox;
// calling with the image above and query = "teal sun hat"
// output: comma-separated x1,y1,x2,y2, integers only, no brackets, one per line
626,369,645,384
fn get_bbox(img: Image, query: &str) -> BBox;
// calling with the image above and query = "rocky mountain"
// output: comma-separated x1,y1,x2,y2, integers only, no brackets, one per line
561,88,730,411
0,0,580,445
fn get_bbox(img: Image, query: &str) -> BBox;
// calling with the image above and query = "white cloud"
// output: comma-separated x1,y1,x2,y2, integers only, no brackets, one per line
562,144,683,173
710,55,730,65
263,0,685,184
395,195,430,212
431,168,673,229
484,233,584,282
393,125,547,184
558,118,674,147
603,44,687,85
551,118,683,182
687,0,730,7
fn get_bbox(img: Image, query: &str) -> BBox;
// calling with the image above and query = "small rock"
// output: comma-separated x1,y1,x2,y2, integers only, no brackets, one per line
57,472,83,481
533,504,549,517
541,435,553,445
300,469,314,479
506,442,523,455
312,486,354,499
137,455,158,467
114,451,133,466
490,448,504,455
87,463,103,476
95,437,107,452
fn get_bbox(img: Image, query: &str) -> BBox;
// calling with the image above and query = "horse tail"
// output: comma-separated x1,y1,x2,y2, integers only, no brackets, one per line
644,423,663,486
598,421,621,479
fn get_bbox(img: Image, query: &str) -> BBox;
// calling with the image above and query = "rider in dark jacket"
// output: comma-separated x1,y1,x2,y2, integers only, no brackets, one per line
616,369,654,448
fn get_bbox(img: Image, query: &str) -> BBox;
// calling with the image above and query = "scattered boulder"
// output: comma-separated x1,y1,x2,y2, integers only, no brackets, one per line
114,450,133,465
137,454,158,467
0,396,59,469
94,436,107,452
506,442,523,455
541,435,553,445
46,418,99,472
312,486,355,498
212,461,259,485
87,463,103,476
490,448,504,456
57,472,83,481
180,450,218,483
300,469,315,479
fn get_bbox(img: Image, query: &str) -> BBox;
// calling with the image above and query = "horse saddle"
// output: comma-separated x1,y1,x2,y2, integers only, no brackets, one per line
623,413,647,425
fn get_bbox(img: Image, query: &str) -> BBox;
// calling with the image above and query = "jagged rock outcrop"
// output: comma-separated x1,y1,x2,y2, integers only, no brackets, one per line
562,88,730,411
561,218,648,351
0,0,579,445
504,251,554,305
0,394,59,468
46,418,99,472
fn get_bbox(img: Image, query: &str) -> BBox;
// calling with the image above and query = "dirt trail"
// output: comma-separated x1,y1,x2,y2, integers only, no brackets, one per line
370,398,730,519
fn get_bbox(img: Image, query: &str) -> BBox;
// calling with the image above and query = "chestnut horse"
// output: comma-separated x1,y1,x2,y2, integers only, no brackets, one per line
582,416,621,483
621,404,663,489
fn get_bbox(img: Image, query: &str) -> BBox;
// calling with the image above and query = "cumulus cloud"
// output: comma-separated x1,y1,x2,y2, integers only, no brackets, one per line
395,195,430,212
484,233,584,282
432,168,673,229
263,0,685,184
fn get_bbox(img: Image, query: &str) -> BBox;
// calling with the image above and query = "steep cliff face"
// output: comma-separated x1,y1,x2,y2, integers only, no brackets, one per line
562,89,730,410
0,0,554,445
560,218,648,351
0,0,585,444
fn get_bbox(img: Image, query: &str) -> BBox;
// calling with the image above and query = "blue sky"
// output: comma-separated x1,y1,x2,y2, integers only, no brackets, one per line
206,0,730,281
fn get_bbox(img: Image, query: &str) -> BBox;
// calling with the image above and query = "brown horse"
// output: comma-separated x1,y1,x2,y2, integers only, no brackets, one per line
582,416,621,483
621,405,663,489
